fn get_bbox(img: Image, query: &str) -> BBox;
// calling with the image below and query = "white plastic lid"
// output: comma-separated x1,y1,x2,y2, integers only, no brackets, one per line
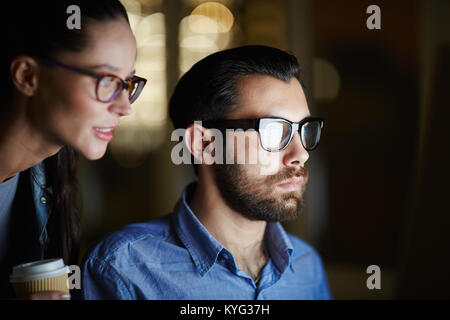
9,258,70,283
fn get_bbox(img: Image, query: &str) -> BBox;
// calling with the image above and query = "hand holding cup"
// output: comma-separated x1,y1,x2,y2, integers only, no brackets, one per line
10,259,71,300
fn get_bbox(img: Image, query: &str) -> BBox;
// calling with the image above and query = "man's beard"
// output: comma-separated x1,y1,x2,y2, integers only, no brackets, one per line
213,164,309,222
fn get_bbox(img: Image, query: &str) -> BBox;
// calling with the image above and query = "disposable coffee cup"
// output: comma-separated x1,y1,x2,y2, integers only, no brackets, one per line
9,258,70,298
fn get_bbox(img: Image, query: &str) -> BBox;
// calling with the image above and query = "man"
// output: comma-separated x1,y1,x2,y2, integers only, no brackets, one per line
81,45,331,299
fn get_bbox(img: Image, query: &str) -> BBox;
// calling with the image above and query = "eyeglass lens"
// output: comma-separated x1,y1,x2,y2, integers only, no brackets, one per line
97,76,144,103
259,119,321,151
128,81,142,103
97,76,121,102
301,121,321,151
259,120,292,152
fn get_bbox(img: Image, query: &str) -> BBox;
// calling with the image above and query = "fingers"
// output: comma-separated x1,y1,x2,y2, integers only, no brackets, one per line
26,291,71,300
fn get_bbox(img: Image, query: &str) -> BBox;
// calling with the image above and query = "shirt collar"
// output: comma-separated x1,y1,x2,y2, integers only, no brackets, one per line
264,222,295,274
30,162,46,188
29,162,51,246
173,182,225,277
173,182,296,276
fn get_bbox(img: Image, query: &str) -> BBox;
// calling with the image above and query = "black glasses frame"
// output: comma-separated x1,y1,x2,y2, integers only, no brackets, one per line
202,116,324,152
33,56,147,103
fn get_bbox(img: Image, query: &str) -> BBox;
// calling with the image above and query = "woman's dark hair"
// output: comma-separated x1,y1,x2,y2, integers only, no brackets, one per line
2,1,129,265
168,45,303,174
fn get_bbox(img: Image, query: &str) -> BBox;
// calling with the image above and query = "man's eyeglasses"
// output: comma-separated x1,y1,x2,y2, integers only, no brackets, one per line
33,57,147,103
202,117,324,152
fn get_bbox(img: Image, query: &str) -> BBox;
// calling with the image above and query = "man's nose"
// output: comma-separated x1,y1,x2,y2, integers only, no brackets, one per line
282,131,309,168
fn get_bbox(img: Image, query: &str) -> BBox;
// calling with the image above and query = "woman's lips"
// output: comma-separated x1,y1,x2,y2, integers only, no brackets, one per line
93,126,117,141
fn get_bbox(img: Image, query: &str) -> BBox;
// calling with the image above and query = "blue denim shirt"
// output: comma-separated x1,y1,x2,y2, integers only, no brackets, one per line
0,162,52,298
82,183,332,300
29,162,52,254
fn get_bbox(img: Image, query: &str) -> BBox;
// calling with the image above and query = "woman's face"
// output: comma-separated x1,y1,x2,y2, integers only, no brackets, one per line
31,17,137,160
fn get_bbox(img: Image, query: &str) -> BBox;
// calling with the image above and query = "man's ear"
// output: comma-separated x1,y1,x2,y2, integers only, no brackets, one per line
10,56,40,97
184,123,216,165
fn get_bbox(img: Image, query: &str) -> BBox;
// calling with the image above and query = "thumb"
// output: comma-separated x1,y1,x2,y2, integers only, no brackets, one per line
26,291,71,300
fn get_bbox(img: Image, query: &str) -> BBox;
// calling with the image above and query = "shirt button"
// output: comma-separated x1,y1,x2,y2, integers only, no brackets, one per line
40,196,47,204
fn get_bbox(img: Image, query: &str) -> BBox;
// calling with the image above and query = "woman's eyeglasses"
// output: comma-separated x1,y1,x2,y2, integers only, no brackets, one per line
202,117,324,152
33,57,147,103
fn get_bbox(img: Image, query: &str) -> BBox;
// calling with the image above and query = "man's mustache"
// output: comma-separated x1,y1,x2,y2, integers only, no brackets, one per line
265,166,309,185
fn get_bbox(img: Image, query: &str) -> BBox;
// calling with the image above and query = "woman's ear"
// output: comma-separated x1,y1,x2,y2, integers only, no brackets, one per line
10,56,40,97
184,123,220,165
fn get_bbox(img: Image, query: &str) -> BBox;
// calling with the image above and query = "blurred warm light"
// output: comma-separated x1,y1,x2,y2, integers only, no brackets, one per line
189,2,234,33
134,12,165,45
180,16,219,46
120,0,141,30
181,35,218,50
119,12,166,130
113,0,234,165
185,0,233,7
313,58,341,102
121,0,141,15
112,4,167,163
179,16,221,73
179,2,233,75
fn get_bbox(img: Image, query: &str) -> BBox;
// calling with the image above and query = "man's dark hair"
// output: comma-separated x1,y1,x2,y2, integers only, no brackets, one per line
169,45,303,130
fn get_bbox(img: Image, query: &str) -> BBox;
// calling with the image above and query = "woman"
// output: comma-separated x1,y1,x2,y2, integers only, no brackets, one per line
0,0,146,299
